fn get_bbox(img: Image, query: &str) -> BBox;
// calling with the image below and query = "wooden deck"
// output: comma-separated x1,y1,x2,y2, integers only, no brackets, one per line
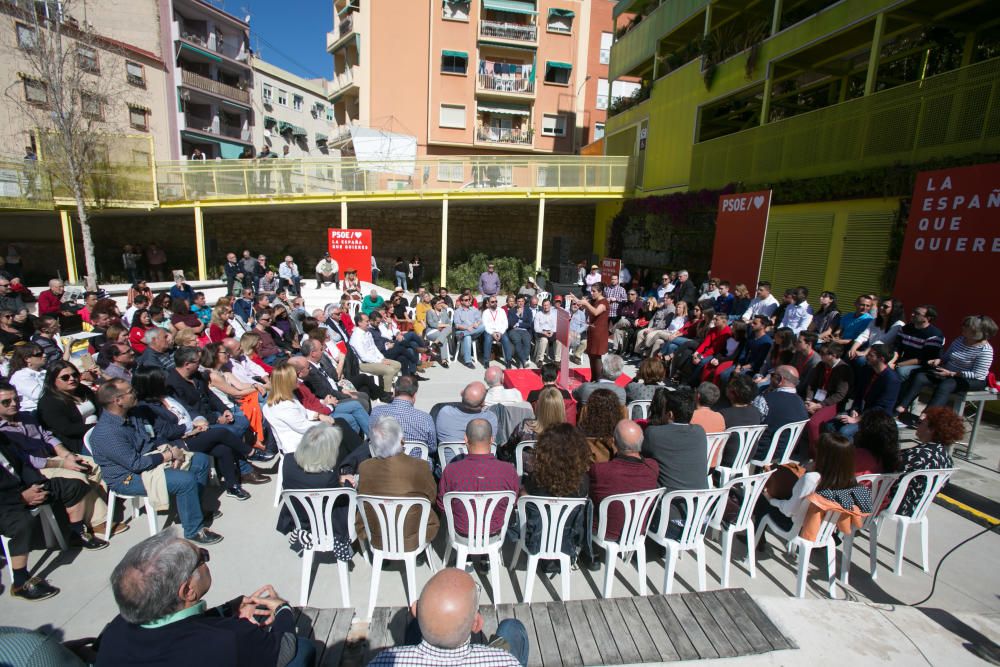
297,589,796,666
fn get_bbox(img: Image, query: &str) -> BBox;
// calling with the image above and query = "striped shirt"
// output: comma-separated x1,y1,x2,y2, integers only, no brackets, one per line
896,323,945,364
941,336,993,380
370,398,437,449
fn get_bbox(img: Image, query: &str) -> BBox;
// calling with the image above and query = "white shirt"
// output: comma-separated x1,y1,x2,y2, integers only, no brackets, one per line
10,368,45,411
769,471,820,521
350,327,384,363
742,294,779,321
163,396,196,434
484,385,527,408
262,399,318,454
780,301,814,335
124,306,139,327
534,308,556,334
855,319,905,348
316,259,339,274
379,320,400,340
584,271,603,288
230,355,267,385
279,262,299,279
482,307,508,336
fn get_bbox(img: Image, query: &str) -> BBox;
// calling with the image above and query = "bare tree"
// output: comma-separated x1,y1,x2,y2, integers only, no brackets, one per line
4,0,129,289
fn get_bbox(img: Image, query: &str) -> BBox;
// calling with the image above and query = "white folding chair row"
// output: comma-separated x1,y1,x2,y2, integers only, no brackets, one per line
840,472,901,585
749,419,808,470
403,441,430,461
105,490,159,541
626,400,651,420
437,442,497,471
2,505,66,584
591,488,664,597
714,424,768,486
280,488,357,608
510,495,588,603
442,490,517,604
514,440,536,477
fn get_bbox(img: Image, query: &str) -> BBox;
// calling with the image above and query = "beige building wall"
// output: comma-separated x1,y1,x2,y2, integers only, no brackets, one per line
251,59,339,158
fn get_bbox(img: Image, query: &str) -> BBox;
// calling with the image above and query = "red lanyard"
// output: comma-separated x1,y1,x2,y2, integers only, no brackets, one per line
796,350,814,375
820,364,833,390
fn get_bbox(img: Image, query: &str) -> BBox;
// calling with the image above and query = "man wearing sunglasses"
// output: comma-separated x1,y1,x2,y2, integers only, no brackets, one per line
98,531,314,666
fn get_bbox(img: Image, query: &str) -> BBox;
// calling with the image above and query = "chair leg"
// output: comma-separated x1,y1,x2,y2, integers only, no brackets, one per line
38,506,67,550
443,544,452,567
273,463,283,508
104,493,118,542
524,555,538,604
840,532,855,586
663,546,679,595
143,499,158,535
721,529,733,588
337,560,351,609
746,523,757,580
510,539,524,569
404,555,418,605
489,549,502,605
825,543,837,598
695,542,707,592
753,517,769,551
560,555,571,601
454,546,467,573
869,518,882,580
300,549,314,606
635,544,648,596
894,520,909,575
795,544,812,598
1,536,14,584
602,545,618,598
919,517,930,573
366,552,384,622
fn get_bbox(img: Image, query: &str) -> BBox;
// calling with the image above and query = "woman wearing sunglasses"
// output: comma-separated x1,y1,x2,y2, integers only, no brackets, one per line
8,343,46,412
37,361,98,454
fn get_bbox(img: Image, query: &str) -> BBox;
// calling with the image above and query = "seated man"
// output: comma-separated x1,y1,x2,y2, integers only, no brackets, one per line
315,253,339,289
289,350,370,438
481,295,512,367
533,299,559,365
369,568,528,667
829,344,901,440
751,365,809,461
278,255,301,296
566,298,589,365
136,327,175,372
166,347,250,443
232,288,256,325
370,374,437,453
0,433,105,601
252,309,288,365
96,532,314,667
690,382,725,434
356,416,439,552
435,382,499,446
361,289,384,316
526,363,572,403
483,366,524,408
437,419,519,539
349,312,402,394
641,387,708,496
452,294,485,369
590,420,660,542
573,354,627,406
90,379,221,545
369,310,422,378
503,295,534,369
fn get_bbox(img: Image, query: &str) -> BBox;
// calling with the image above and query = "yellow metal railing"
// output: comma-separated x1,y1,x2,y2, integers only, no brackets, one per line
155,155,631,203
690,58,1000,190
0,160,53,210
609,0,708,80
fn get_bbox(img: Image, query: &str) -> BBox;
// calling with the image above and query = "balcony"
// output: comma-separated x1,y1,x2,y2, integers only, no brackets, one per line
331,66,360,96
609,0,707,80
689,58,1000,190
328,13,357,52
476,126,533,146
181,69,250,104
479,19,536,43
184,114,251,142
477,70,535,96
175,19,250,64
339,13,354,38
328,124,355,144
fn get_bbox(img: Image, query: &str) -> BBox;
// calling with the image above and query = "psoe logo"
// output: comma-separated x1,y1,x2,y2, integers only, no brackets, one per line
721,194,766,212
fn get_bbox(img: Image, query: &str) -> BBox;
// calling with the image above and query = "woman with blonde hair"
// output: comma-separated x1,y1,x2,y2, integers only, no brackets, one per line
208,303,235,343
262,362,334,454
505,386,566,454
172,328,199,348
239,331,273,374
203,343,268,451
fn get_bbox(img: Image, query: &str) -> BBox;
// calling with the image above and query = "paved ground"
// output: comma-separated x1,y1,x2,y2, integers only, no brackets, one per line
9,281,1000,663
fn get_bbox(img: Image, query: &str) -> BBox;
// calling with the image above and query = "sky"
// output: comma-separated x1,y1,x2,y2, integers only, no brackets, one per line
212,0,335,80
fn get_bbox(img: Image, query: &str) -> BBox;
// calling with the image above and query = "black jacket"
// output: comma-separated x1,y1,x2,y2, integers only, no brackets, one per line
0,436,45,511
303,363,351,403
37,387,97,454
165,369,227,423
673,280,698,307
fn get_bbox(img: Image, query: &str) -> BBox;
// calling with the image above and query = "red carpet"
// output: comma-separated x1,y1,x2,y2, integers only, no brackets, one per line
502,368,631,400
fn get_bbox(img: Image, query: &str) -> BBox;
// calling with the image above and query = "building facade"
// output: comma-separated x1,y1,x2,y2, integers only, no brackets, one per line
252,59,338,158
326,0,603,156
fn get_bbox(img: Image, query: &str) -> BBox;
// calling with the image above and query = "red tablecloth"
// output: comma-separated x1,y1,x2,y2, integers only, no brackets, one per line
502,368,631,401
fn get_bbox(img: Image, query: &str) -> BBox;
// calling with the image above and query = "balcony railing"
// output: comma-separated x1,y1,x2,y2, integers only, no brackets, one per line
476,127,533,146
609,0,707,80
155,155,630,202
477,73,535,95
332,66,358,93
479,19,536,42
181,69,250,104
0,159,53,210
176,20,249,63
689,58,1000,190
339,13,354,38
184,114,250,142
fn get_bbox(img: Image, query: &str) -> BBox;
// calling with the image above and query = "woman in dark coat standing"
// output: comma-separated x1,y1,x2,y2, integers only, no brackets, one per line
571,283,609,381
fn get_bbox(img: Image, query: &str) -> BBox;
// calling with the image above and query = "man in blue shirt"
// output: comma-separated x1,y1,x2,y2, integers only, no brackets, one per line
453,294,485,369
833,295,875,345
478,262,501,300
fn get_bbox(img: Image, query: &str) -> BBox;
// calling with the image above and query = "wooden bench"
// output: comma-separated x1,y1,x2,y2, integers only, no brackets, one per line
324,589,795,666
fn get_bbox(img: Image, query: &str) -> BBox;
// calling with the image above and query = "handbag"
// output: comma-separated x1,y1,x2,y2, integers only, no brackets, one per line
764,462,806,500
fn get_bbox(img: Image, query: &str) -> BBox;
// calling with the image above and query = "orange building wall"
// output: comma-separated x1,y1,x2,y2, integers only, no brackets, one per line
369,0,431,145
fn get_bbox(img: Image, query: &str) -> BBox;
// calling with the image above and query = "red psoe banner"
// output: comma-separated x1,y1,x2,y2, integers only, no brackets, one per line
600,258,621,285
710,190,772,291
894,163,1000,352
328,228,373,283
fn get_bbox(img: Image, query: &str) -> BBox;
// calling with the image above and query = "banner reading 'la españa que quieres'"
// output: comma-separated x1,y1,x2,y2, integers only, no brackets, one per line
328,228,373,283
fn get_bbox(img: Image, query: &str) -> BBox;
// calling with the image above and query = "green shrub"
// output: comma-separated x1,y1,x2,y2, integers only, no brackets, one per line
445,254,546,294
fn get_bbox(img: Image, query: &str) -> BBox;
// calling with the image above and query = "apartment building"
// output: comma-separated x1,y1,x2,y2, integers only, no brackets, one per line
579,0,637,147
0,0,171,161
161,0,254,159
252,59,339,158
326,0,602,156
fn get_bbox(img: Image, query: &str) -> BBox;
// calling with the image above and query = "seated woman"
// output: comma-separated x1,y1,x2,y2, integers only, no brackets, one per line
202,343,268,451
577,388,625,463
625,357,667,404
342,270,362,299
893,406,963,517
702,320,747,386
37,361,98,454
169,299,205,338
520,423,594,570
853,411,901,476
208,303,235,344
676,312,732,387
276,423,354,558
263,362,335,454
503,386,565,461
754,433,874,537
128,309,155,352
240,332,274,375
661,304,714,368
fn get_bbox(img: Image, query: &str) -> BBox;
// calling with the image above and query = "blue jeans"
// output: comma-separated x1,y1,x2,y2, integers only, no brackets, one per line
333,399,370,437
504,329,532,367
483,333,512,366
395,271,408,290
285,636,317,667
110,453,210,538
660,336,691,356
456,324,485,363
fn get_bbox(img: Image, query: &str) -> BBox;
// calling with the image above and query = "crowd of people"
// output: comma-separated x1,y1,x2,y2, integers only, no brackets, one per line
0,252,993,667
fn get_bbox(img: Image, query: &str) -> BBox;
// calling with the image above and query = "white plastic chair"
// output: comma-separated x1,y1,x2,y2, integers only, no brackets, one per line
749,419,808,469
626,400,651,420
591,488,664,597
704,432,729,486
82,429,95,457
715,424,768,486
869,468,954,579
345,300,360,319
514,440,536,476
437,442,496,471
451,331,480,365
756,504,842,598
403,441,430,460
716,471,774,588
510,496,588,603
648,488,727,593
272,452,285,508
105,490,158,541
281,488,357,607
1,505,67,583
442,491,517,604
357,495,438,621
840,472,901,585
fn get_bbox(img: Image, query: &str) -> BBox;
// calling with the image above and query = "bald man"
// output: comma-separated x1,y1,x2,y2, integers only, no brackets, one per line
751,364,808,460
435,382,499,446
482,366,524,408
368,568,528,666
589,420,660,542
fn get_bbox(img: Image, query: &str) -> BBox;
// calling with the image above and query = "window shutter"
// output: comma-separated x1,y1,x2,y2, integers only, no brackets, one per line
759,212,833,298
834,211,895,299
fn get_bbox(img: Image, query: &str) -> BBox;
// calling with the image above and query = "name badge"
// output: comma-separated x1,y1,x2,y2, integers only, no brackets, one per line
813,389,827,402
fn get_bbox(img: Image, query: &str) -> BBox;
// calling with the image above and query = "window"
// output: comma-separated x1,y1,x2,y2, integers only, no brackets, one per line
441,50,468,75
262,83,273,103
276,88,288,106
599,32,612,65
546,8,574,33
593,122,605,140
596,78,609,110
16,23,37,50
126,61,145,87
81,93,103,120
541,113,566,136
77,45,99,73
23,78,47,105
611,79,641,102
441,0,470,20
326,106,335,122
293,94,304,111
437,163,464,182
439,104,466,129
128,105,149,131
544,61,571,85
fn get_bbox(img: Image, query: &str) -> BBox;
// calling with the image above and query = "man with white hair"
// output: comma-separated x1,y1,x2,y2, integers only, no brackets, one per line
136,328,174,372
572,353,627,405
278,256,301,296
483,366,524,408
37,278,66,316
672,269,697,309
355,416,439,551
